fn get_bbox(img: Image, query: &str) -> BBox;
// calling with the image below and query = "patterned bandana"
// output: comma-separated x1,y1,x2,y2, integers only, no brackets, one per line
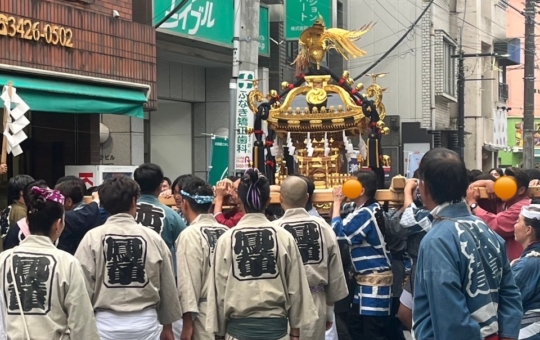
521,204,540,220
180,190,214,204
31,186,65,205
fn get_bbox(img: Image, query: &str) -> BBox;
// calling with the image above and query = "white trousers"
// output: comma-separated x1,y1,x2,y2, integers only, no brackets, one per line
96,309,162,340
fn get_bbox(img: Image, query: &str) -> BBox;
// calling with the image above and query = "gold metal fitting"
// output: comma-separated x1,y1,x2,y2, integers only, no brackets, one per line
342,70,350,79
382,127,391,135
376,121,386,129
281,81,290,89
347,78,354,86
246,127,255,135
356,83,365,92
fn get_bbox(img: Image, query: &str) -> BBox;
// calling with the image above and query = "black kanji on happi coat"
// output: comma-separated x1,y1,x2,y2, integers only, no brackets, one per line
232,228,279,281
6,254,56,315
201,227,226,267
283,221,324,265
135,203,165,234
104,235,148,288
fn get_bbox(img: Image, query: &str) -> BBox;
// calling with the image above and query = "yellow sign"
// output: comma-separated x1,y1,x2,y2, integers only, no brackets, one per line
0,14,73,48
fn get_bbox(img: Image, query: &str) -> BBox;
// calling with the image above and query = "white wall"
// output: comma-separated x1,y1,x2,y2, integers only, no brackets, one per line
347,0,423,124
151,100,192,178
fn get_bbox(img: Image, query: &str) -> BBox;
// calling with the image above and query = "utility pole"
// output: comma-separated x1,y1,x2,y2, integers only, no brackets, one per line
453,52,501,161
228,0,260,176
523,0,536,169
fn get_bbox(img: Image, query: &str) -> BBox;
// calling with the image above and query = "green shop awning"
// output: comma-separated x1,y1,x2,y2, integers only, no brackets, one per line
0,73,147,118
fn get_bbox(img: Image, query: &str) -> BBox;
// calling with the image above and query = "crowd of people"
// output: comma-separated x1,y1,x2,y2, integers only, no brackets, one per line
0,149,538,340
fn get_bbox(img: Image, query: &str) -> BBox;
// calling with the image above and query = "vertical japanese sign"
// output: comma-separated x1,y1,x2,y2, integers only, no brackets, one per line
285,0,333,40
259,6,270,57
235,71,255,171
154,0,270,56
208,136,229,185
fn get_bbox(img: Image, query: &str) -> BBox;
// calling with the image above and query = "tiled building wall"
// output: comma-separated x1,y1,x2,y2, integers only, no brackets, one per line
0,0,156,109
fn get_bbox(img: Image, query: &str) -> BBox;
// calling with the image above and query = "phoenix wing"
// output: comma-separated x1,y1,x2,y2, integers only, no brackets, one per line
320,23,375,59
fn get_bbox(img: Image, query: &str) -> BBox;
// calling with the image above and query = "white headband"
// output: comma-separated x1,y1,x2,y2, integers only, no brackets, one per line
521,205,540,220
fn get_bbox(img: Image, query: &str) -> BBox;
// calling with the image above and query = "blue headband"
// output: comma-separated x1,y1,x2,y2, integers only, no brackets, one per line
181,190,214,204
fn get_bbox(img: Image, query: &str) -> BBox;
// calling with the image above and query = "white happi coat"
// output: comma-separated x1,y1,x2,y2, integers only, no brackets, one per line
75,213,182,326
0,235,100,340
176,214,228,340
206,213,318,338
274,208,349,340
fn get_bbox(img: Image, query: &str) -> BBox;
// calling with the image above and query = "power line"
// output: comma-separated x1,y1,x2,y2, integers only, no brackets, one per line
353,0,436,81
154,0,190,28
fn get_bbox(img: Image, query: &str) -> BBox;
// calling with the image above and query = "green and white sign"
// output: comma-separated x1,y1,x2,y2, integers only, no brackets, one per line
259,5,270,57
208,136,229,185
154,0,270,56
285,0,332,40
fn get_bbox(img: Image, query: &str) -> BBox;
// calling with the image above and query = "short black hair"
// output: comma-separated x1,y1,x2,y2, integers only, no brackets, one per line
8,175,34,203
26,187,64,236
291,174,315,210
354,170,378,199
134,163,164,194
525,169,540,181
238,169,270,213
470,169,483,179
265,203,284,221
417,148,468,205
163,177,172,186
54,176,86,204
181,177,214,214
172,174,194,194
475,173,496,182
99,177,140,215
505,167,530,191
489,168,504,177
86,186,99,195
23,180,48,208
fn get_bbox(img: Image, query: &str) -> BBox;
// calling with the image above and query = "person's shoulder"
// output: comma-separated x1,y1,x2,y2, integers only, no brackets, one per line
422,219,459,242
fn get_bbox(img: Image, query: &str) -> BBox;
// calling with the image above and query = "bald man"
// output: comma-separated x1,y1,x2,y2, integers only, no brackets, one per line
273,177,349,340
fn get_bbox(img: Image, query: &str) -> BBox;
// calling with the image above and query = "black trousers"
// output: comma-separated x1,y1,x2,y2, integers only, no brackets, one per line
340,301,405,340
347,312,389,340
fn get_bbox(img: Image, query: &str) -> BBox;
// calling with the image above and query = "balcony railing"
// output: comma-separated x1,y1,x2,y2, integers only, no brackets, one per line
499,83,509,102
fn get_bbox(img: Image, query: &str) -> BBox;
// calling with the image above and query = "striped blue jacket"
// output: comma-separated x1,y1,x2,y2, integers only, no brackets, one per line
331,202,392,316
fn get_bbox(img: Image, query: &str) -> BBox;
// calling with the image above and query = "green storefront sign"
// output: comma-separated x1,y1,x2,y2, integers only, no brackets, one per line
499,117,540,166
259,6,270,56
208,137,229,185
285,0,332,40
154,0,269,55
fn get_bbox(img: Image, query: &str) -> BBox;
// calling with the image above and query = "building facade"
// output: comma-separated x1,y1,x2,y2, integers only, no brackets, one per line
0,0,155,188
499,0,538,167
135,0,348,181
348,0,512,173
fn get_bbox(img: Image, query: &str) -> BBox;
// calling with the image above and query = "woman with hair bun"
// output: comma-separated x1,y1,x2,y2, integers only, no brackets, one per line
0,186,99,340
206,168,317,340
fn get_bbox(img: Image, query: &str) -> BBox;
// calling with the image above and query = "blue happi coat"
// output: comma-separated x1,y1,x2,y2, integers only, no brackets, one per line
413,202,522,340
331,201,392,316
513,242,540,340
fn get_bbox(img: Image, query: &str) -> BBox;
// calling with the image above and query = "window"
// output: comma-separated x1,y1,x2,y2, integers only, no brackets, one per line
443,41,456,97
286,41,298,63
